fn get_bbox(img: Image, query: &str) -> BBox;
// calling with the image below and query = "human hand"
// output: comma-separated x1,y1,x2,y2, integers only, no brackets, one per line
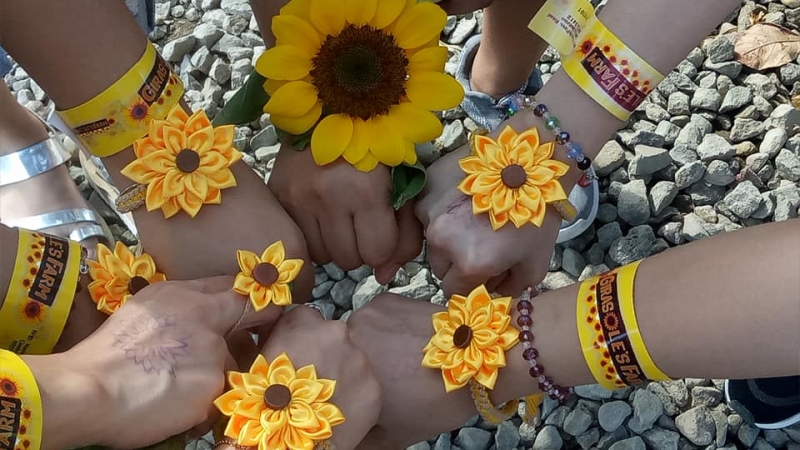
269,145,422,283
347,293,526,447
34,276,281,450
415,143,561,296
215,305,382,450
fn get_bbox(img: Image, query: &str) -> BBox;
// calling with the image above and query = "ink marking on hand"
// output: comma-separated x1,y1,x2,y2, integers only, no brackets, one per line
113,314,191,377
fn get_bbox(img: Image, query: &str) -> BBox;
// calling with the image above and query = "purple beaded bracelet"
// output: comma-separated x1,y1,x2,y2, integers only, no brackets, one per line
507,94,596,188
516,287,570,402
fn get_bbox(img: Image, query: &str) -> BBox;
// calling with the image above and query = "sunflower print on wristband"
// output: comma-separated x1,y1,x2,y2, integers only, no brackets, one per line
233,241,304,311
458,126,570,230
214,352,345,450
422,285,519,393
257,0,464,171
120,104,242,218
88,242,167,315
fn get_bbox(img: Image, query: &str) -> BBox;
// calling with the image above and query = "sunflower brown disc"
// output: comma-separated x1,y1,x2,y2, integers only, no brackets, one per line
264,384,292,409
252,263,279,286
128,276,150,295
453,324,473,349
176,149,200,173
501,164,527,189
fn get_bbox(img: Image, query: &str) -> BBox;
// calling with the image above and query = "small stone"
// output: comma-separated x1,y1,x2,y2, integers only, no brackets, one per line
576,428,600,450
628,389,665,434
251,125,279,149
736,141,759,157
597,203,618,223
594,141,627,176
738,423,760,447
541,271,577,290
324,263,345,281
658,222,683,246
597,222,623,251
609,225,656,266
618,130,665,148
162,35,196,62
719,86,754,113
730,118,765,142
449,17,477,44
655,121,681,146
669,145,699,167
597,426,630,450
649,181,678,215
574,384,614,400
667,92,691,116
330,279,356,310
454,427,492,450
436,120,467,153
675,406,716,446
311,280,334,299
724,180,764,219
686,47,705,67
630,145,672,176
642,427,681,450
191,46,214,75
220,0,251,16
389,269,438,302
776,149,800,181
561,248,586,278
687,181,726,206
691,88,722,111
494,421,520,450
209,59,231,84
433,433,451,450
532,425,563,450
761,128,789,159
704,160,735,186
744,73,779,100
549,246,563,271
406,442,430,450
704,59,743,79
780,63,800,85
598,401,632,432
608,437,646,450
697,133,735,162
618,180,651,226
691,386,723,407
706,35,735,62
764,430,790,448
681,213,710,241
348,265,373,282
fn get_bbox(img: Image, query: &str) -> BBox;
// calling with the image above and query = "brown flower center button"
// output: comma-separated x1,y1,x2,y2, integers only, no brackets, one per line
264,384,292,410
453,324,473,349
128,276,150,295
500,164,527,189
176,149,200,173
252,263,279,286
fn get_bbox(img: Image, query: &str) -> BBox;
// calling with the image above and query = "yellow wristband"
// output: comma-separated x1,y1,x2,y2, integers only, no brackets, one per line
0,350,43,450
615,261,671,381
0,230,81,355
561,18,664,120
56,42,184,157
577,271,623,390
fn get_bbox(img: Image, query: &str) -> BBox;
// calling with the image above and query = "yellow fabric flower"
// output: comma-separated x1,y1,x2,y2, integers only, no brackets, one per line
422,285,519,392
233,241,304,311
120,104,242,218
458,126,570,230
256,0,464,172
88,242,167,315
214,352,345,450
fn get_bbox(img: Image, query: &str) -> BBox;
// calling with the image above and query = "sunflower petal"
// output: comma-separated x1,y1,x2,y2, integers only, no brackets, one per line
342,118,371,165
371,0,406,29
345,0,377,25
256,46,312,81
392,2,447,50
309,0,346,35
269,102,323,135
310,114,354,166
389,103,443,143
264,81,319,118
406,72,465,111
353,153,379,172
409,46,448,73
271,15,321,54
367,115,406,167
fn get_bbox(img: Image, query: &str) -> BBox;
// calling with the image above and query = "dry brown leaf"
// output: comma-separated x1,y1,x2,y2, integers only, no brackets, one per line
792,94,800,110
735,23,800,70
749,9,766,25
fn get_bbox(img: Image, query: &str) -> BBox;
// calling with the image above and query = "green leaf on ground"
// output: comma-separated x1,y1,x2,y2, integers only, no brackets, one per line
212,71,270,127
390,161,427,210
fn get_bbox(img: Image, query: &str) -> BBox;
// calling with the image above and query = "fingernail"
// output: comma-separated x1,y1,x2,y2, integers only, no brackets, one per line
375,265,401,285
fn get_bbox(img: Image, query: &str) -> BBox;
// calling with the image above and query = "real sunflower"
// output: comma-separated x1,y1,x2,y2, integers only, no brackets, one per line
233,241,304,311
88,242,167,315
214,352,345,450
458,125,570,230
120,104,242,218
422,285,519,392
257,0,464,172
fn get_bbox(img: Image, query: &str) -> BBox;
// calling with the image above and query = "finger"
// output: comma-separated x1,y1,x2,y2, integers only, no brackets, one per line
320,212,362,270
203,290,284,336
374,203,423,284
425,239,452,281
298,215,331,265
441,264,491,297
354,206,398,269
226,330,259,371
496,257,543,296
169,276,237,294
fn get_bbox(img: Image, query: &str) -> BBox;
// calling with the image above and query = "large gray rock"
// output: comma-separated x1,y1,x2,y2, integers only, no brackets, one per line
618,180,650,226
674,161,706,189
649,181,678,215
352,276,387,310
574,384,614,400
629,145,672,176
532,425,563,450
691,88,722,111
564,408,593,436
760,128,788,159
193,23,224,48
494,421,520,450
724,180,763,219
609,225,656,266
628,389,665,434
681,213,710,242
454,427,492,450
597,222,623,251
730,118,765,142
719,86,754,113
704,160,735,186
598,401,632,432
676,406,717,446
706,35,735,63
594,141,627,176
776,149,800,181
642,427,681,450
697,133,736,162
608,437,646,450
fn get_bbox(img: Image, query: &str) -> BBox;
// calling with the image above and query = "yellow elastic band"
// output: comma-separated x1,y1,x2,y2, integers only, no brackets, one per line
615,261,671,381
0,229,80,355
0,350,44,450
56,42,184,157
576,271,622,390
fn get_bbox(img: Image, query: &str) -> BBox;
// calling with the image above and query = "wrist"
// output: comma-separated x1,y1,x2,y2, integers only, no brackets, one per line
23,352,111,449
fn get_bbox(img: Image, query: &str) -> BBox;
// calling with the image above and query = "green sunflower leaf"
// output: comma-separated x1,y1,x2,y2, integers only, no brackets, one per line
212,71,270,127
390,161,427,210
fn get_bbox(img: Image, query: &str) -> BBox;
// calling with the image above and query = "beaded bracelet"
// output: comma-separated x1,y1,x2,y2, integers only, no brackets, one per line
507,94,596,188
517,287,571,401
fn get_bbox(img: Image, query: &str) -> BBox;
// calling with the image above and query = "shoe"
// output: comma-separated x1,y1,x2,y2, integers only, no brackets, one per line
454,35,599,243
725,376,800,430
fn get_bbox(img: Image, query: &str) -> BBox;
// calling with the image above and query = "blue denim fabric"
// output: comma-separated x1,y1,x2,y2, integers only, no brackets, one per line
0,48,11,77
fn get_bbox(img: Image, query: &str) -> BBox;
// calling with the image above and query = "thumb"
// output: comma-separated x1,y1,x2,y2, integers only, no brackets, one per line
206,288,284,337
375,202,423,284
496,257,544,297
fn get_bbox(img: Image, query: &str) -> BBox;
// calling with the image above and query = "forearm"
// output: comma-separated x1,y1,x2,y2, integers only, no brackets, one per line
494,220,800,402
22,352,109,450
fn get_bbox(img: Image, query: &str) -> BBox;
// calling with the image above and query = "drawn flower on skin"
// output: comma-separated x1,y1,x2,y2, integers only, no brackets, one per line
88,242,167,315
257,0,463,171
233,241,304,311
112,316,190,377
422,285,519,392
214,352,345,450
